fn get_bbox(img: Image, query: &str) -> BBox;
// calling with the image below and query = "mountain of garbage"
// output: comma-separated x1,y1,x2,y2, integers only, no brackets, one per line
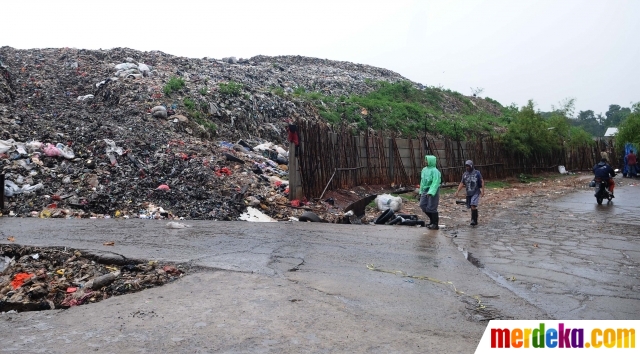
0,46,413,220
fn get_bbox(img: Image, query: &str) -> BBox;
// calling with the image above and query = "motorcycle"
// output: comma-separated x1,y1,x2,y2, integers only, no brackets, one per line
590,177,613,205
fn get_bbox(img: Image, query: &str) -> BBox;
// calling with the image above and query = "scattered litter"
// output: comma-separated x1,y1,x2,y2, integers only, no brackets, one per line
103,241,115,246
375,194,403,212
239,207,277,222
0,244,185,312
165,222,191,229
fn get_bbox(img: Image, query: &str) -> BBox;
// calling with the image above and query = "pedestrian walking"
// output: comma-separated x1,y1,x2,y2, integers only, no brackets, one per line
419,155,442,230
454,160,485,226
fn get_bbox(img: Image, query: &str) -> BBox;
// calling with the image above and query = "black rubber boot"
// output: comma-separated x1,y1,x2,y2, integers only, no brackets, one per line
428,213,439,229
425,212,433,226
470,209,478,226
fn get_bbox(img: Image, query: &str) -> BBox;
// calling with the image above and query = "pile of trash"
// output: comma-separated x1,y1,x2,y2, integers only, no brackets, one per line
0,46,409,219
1,135,292,219
0,244,184,312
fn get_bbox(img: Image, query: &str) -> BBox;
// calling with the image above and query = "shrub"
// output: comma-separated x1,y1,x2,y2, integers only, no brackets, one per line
183,97,196,111
194,116,217,135
163,77,185,96
218,81,243,96
271,86,284,97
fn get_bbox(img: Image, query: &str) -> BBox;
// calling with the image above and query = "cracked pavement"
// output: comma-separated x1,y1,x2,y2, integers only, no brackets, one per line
1,218,542,353
0,179,638,352
450,178,640,320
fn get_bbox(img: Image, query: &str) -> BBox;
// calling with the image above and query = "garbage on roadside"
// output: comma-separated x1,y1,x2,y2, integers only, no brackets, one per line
0,244,184,312
238,207,277,222
165,221,191,229
375,194,403,212
0,46,409,221
558,165,570,175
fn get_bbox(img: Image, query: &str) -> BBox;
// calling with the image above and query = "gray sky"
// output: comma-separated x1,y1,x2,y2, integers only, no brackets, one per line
2,0,638,116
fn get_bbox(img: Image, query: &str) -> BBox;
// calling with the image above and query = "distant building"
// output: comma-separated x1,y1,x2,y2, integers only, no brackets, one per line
604,127,618,138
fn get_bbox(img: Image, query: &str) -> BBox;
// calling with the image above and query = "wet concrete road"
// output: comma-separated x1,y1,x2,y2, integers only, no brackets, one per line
1,182,638,352
452,180,640,320
1,219,544,353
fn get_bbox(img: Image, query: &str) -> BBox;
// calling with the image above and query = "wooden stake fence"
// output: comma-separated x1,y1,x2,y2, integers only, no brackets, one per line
293,121,610,199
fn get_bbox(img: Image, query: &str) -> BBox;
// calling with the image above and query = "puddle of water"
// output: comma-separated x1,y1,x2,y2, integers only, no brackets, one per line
458,246,484,268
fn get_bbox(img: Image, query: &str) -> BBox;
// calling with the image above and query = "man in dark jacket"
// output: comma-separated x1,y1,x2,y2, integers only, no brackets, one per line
455,160,485,226
593,158,616,197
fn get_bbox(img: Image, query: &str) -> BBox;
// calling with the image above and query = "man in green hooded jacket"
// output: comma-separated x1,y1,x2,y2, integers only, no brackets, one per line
419,155,442,229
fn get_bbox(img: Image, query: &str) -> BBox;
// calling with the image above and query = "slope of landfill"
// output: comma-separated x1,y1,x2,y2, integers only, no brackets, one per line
0,46,410,219
0,46,491,220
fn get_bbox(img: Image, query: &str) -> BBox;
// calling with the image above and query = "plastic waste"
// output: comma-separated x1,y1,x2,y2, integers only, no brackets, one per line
56,143,75,159
104,139,124,155
26,141,42,152
298,211,323,222
43,143,61,157
77,94,94,101
166,221,191,229
87,272,119,290
275,146,288,157
2,181,41,196
218,141,234,149
151,105,167,119
268,175,289,186
114,63,137,70
4,180,20,197
0,256,14,273
375,194,403,212
0,139,15,154
558,165,567,174
108,153,117,166
253,142,274,151
11,273,35,289
246,196,261,207
238,207,277,222
15,142,27,155
138,63,150,76
21,183,44,195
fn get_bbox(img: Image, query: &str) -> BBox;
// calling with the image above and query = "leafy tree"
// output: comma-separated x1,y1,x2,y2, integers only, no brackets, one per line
578,110,595,121
502,100,559,157
604,104,631,128
567,126,595,148
547,106,595,148
572,109,605,137
615,102,640,148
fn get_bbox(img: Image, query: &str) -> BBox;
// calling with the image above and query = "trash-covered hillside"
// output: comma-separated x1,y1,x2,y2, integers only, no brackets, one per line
0,46,411,219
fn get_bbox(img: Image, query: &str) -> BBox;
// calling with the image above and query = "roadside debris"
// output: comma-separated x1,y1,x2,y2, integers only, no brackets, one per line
238,207,277,222
0,46,412,221
165,221,191,229
0,244,185,312
375,194,403,212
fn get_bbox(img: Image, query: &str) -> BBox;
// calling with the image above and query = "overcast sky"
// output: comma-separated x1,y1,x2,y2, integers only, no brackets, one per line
2,0,637,116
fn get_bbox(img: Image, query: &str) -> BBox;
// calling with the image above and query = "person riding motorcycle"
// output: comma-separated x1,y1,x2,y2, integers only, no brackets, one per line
593,157,616,198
